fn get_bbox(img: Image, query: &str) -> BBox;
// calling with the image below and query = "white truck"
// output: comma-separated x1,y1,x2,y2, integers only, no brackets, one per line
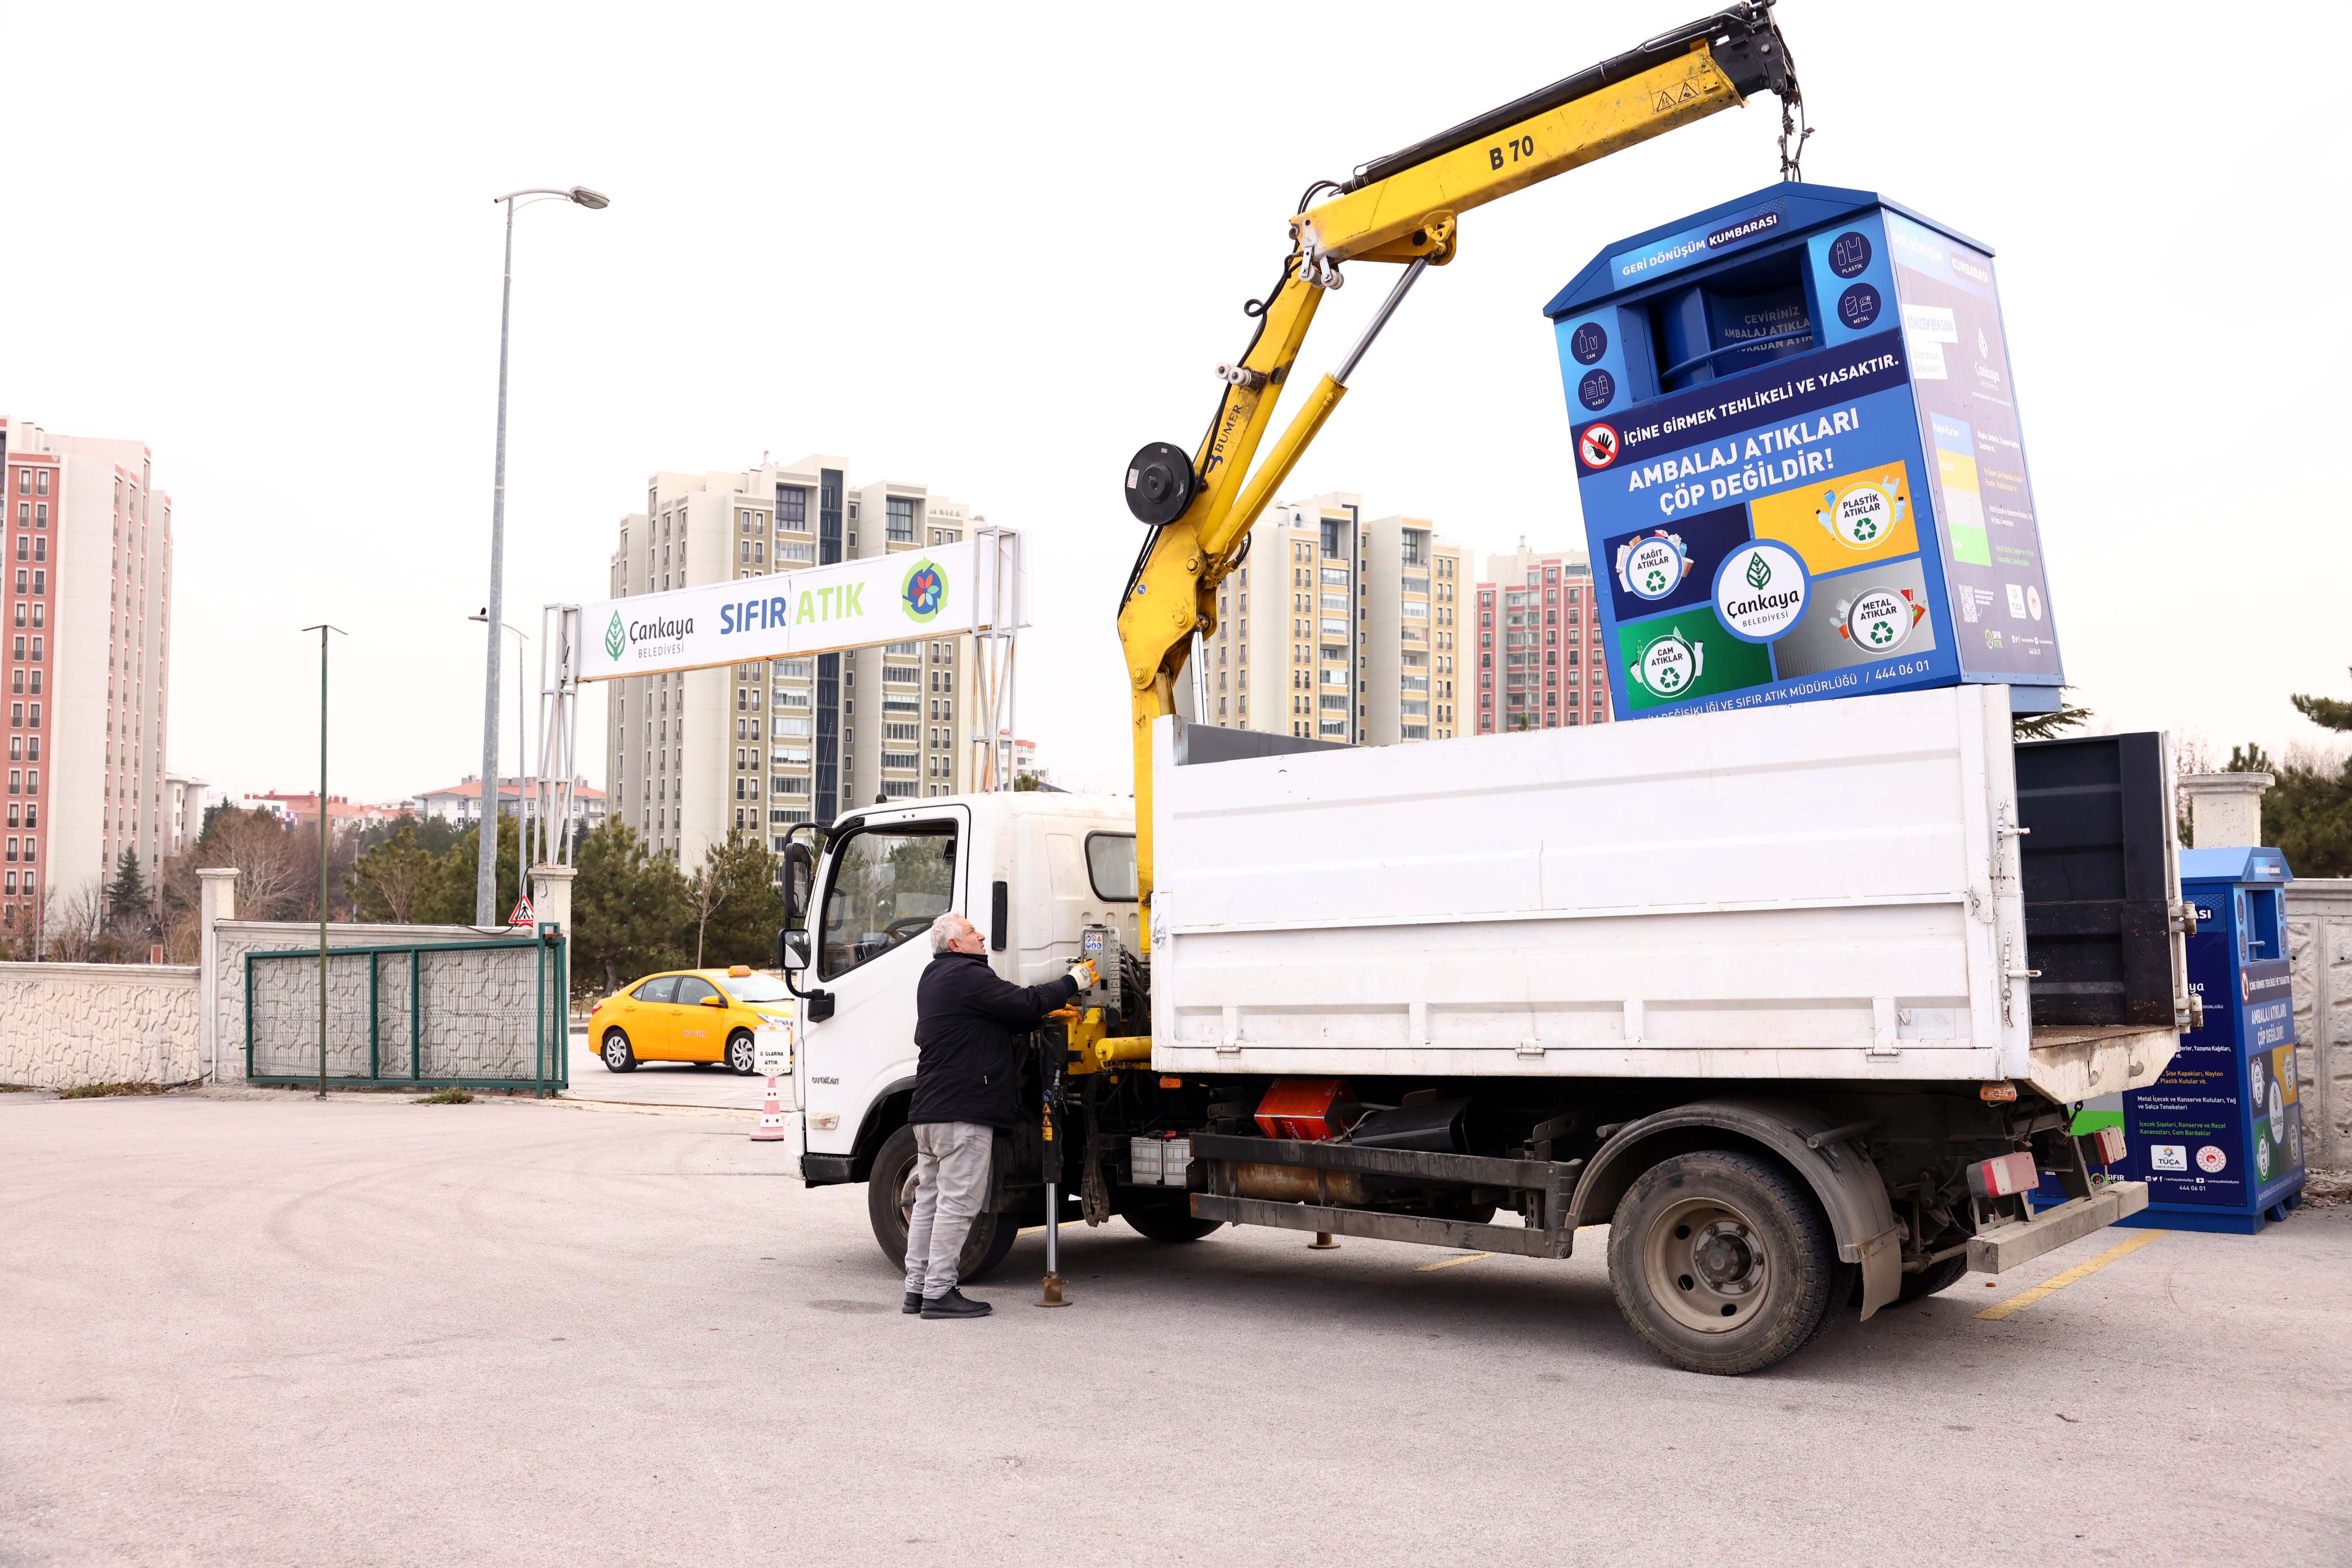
776,683,2192,1373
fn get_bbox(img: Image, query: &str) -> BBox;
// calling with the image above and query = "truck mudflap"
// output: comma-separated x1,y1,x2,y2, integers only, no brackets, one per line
1967,1181,2149,1273
1571,1099,1905,1319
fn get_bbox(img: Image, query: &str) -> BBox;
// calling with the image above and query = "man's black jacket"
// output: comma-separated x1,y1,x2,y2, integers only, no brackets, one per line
907,951,1079,1130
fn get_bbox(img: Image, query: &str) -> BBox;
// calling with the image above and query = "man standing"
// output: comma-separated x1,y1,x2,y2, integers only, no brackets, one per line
902,912,1097,1320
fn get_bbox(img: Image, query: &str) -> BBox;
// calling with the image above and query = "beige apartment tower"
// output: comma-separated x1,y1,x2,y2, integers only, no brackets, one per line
0,420,173,938
1197,491,1464,746
604,455,979,871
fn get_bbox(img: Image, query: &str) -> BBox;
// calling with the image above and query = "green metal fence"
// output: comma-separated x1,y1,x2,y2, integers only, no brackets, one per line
244,933,569,1095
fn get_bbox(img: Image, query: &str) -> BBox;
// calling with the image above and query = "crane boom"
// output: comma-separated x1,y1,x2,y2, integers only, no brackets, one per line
1115,2,1801,941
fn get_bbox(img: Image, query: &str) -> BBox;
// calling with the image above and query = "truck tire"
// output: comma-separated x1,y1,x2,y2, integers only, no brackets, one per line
1122,1201,1222,1243
1896,1254,1971,1305
1844,1253,1970,1311
1606,1150,1838,1376
865,1124,1018,1286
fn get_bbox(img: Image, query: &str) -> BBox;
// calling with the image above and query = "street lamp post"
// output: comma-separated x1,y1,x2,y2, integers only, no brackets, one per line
303,623,347,1099
471,612,531,921
477,183,608,927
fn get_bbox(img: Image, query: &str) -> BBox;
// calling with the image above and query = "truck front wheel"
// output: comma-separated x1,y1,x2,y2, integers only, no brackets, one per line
865,1124,1019,1285
1606,1150,1837,1376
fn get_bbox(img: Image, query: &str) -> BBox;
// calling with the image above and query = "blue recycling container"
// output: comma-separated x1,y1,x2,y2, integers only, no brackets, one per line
1544,184,2066,720
2099,848,2306,1233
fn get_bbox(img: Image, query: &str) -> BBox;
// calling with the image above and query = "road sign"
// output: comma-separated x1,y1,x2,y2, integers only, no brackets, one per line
577,533,1027,684
509,896,536,926
754,1023,793,1079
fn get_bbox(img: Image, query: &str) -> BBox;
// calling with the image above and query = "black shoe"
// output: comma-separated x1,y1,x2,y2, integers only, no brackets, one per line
902,1291,924,1315
920,1288,992,1320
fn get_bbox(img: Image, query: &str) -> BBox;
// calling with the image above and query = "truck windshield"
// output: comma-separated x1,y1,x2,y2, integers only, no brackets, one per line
820,822,958,979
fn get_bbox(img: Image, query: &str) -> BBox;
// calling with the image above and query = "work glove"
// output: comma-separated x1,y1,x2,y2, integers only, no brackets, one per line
1067,960,1099,991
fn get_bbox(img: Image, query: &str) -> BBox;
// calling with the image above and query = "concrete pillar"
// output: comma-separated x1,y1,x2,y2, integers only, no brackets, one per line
532,863,578,1034
197,867,237,1082
529,863,575,936
2181,772,2273,849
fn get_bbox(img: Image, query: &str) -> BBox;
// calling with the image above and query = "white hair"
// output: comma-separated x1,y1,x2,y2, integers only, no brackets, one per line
929,912,970,954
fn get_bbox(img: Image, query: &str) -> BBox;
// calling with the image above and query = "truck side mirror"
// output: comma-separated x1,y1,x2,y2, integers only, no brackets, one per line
782,841,816,925
779,928,813,973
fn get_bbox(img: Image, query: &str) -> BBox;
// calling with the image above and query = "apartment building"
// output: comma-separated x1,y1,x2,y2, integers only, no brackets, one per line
409,776,607,832
1197,492,1465,746
604,455,978,868
0,420,173,934
164,772,207,856
1473,539,1611,734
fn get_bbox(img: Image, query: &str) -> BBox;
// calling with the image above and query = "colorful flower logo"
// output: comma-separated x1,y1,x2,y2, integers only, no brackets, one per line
901,558,946,623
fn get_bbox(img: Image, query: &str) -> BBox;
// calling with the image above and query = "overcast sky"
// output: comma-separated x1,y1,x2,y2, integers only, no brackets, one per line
6,1,2344,801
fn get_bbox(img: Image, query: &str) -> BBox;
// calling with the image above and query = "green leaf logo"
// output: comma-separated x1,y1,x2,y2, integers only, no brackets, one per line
1744,553,1771,591
604,612,626,660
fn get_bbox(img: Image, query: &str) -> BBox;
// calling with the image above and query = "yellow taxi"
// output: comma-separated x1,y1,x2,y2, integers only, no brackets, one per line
588,965,795,1075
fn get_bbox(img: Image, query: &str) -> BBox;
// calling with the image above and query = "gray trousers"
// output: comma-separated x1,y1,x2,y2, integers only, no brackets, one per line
903,1121,993,1298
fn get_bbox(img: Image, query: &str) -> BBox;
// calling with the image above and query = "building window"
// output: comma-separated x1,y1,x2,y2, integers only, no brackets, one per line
887,497,916,544
778,487,807,529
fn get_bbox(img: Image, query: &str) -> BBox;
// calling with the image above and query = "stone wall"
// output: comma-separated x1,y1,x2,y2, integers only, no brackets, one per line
2286,880,2352,1172
213,921,564,1086
0,963,201,1089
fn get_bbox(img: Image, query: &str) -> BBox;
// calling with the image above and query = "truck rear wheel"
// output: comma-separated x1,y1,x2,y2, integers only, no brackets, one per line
1607,1150,1837,1376
865,1124,1019,1286
1122,1201,1222,1243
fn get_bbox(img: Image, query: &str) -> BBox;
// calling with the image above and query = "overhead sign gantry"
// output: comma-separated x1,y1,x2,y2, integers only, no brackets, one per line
531,529,1027,866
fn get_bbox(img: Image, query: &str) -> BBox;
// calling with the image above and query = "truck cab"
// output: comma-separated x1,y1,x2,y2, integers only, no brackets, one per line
782,791,1139,1187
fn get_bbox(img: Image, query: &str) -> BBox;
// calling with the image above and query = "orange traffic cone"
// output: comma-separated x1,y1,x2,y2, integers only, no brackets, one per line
752,1076,787,1142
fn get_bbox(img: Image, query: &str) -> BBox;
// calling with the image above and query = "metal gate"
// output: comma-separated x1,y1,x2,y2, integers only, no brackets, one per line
244,933,569,1095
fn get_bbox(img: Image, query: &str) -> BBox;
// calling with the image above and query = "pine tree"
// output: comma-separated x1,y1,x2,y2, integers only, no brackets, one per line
104,847,152,928
2011,688,2092,742
2292,671,2352,735
2262,670,2352,875
572,822,691,995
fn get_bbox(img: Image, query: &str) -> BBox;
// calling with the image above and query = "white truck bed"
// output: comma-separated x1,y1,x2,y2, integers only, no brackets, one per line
1150,684,2177,1094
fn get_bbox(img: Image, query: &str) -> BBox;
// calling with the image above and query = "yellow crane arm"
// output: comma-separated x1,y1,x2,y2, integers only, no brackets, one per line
1115,2,1801,939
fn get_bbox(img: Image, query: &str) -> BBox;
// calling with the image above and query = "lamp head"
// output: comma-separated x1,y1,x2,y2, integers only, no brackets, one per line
568,186,611,210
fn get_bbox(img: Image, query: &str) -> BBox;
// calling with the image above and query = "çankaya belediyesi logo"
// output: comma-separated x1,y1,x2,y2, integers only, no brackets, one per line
1713,541,1807,643
611,608,694,657
901,557,946,623
1628,626,1703,699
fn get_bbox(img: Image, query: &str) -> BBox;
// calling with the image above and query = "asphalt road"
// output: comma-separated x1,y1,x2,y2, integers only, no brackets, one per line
6,1091,2349,1568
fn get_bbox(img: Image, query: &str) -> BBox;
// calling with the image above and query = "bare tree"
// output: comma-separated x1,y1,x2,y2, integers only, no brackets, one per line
41,882,108,964
688,849,728,969
206,809,307,920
